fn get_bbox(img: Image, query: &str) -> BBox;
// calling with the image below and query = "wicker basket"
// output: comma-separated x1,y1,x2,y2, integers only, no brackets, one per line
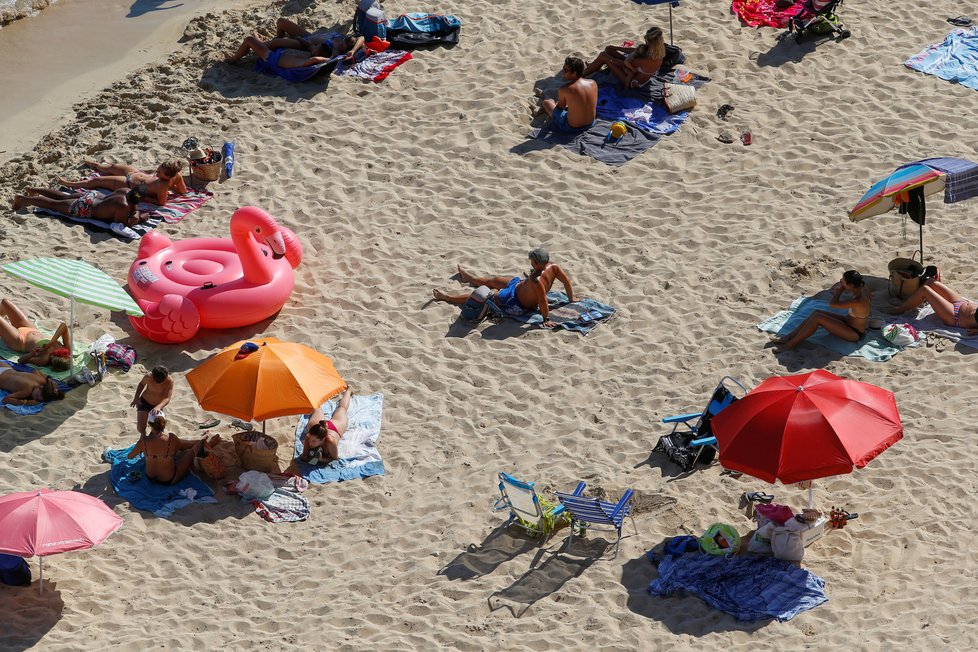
664,83,696,114
190,158,223,182
887,256,924,299
232,431,279,472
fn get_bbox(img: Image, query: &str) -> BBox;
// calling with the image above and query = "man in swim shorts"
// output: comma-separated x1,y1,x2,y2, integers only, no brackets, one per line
0,360,65,406
225,28,365,68
12,186,148,228
130,366,174,437
432,249,576,327
58,159,188,207
539,57,597,133
886,279,978,333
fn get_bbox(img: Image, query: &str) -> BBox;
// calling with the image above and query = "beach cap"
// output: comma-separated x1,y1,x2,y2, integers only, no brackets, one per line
528,248,550,265
234,342,260,360
148,410,166,424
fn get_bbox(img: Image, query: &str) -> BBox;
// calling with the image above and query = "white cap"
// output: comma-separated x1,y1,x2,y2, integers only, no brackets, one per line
148,410,166,424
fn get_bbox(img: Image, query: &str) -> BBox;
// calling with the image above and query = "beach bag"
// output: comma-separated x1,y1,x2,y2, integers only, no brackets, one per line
882,322,920,347
771,519,808,561
699,523,740,555
887,255,923,299
0,553,30,586
460,285,493,323
233,432,279,472
660,44,686,73
197,448,227,480
104,343,137,372
664,83,696,114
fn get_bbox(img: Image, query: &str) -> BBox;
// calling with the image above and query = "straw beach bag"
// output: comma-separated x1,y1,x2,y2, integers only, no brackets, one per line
233,431,279,472
887,255,924,299
664,83,696,114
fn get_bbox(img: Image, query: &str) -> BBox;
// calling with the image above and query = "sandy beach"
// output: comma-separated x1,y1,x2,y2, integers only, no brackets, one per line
2,0,978,648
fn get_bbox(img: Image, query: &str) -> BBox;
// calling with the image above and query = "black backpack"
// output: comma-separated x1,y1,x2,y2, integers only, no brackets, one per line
459,286,493,323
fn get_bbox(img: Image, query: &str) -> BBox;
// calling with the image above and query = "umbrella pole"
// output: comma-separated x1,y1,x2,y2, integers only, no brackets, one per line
69,299,76,376
808,485,815,510
669,5,674,46
39,557,43,595
919,223,924,265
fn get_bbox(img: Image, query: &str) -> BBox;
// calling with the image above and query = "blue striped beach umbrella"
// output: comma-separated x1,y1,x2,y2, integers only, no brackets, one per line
2,258,143,374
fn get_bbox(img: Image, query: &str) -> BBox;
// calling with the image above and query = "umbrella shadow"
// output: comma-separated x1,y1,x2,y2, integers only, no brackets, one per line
126,0,183,18
752,31,842,68
438,524,543,581
0,580,65,651
620,544,767,634
633,449,713,482
199,50,338,102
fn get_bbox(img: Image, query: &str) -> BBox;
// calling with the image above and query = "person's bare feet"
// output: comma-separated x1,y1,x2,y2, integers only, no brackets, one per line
11,195,26,211
338,388,353,407
432,289,452,302
772,343,795,354
55,176,75,187
456,265,476,284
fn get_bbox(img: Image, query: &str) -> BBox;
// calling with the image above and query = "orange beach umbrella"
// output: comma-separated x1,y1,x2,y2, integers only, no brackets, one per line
186,338,346,422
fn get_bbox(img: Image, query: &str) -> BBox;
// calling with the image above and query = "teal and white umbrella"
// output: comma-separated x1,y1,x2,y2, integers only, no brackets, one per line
2,258,143,374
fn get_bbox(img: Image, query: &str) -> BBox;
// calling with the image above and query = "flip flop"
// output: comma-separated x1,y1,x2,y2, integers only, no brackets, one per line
948,16,973,27
717,130,735,144
746,491,775,503
198,418,221,429
231,419,254,431
716,103,735,120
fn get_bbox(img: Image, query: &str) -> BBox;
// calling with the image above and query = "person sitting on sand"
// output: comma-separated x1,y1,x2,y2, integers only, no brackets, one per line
885,279,978,334
58,159,188,207
131,365,174,437
299,389,353,466
225,28,366,68
0,298,72,372
432,249,576,328
127,412,206,485
771,270,872,353
582,26,666,89
539,57,597,133
12,185,148,228
0,360,65,405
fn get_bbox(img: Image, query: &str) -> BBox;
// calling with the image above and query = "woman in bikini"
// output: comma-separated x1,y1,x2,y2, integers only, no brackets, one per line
299,389,352,466
582,26,666,89
0,298,72,371
771,270,872,353
57,159,188,206
127,413,207,485
886,279,978,333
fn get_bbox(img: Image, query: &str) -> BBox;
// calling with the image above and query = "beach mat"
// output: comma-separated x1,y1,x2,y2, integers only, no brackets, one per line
757,296,916,361
731,0,805,28
906,27,978,91
0,331,88,381
492,291,616,336
335,49,413,82
292,393,385,484
103,445,217,517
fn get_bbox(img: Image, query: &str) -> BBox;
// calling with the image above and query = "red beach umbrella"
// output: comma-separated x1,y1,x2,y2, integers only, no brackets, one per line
711,370,902,505
0,489,124,594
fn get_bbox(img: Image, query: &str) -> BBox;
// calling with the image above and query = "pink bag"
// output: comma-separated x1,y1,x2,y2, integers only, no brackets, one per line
755,503,795,526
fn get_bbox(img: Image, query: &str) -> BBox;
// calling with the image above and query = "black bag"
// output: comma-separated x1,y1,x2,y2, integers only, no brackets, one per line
0,553,31,586
660,44,686,74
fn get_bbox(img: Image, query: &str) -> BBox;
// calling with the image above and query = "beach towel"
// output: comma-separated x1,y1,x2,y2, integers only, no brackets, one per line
34,183,213,240
528,69,709,166
254,475,310,523
731,0,806,28
649,553,828,622
757,296,918,361
293,393,385,483
490,291,616,336
336,49,412,82
255,51,339,83
0,331,88,381
897,303,978,350
0,362,75,415
103,445,217,518
906,27,978,91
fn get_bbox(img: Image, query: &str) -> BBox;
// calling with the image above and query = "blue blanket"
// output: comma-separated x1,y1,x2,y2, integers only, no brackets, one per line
906,27,978,91
649,553,828,622
293,393,385,483
0,362,75,415
255,50,340,83
757,296,910,362
490,292,615,336
103,445,216,517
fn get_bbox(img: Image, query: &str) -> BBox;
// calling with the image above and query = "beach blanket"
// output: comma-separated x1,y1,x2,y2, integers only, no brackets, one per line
293,393,385,483
0,332,88,381
528,69,709,166
254,475,310,523
255,53,338,83
34,183,213,240
757,296,917,361
898,303,978,350
731,0,805,28
490,291,616,336
386,12,461,49
649,553,828,622
103,445,217,518
906,27,978,91
336,49,412,82
0,362,75,415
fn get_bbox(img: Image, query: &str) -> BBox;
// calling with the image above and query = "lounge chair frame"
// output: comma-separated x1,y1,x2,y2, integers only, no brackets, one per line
492,472,567,540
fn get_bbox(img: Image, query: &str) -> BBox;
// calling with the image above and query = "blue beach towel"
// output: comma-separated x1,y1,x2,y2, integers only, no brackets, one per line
757,296,915,361
649,553,828,622
0,362,75,415
491,292,616,336
293,393,385,484
255,49,341,82
103,445,216,518
906,27,978,91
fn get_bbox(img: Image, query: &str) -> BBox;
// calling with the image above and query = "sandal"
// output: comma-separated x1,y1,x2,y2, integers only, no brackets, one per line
716,103,735,120
231,418,254,431
947,16,973,27
198,418,221,429
745,491,775,503
717,130,735,144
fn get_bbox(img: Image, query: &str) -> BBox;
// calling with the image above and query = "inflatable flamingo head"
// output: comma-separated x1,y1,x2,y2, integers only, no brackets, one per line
232,206,290,259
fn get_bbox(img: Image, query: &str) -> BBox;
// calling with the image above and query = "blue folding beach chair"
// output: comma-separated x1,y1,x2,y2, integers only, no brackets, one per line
493,472,568,540
554,482,636,559
654,376,748,472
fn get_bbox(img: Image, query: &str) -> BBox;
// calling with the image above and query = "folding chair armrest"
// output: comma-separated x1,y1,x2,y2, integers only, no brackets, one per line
550,504,566,517
492,497,509,512
570,481,587,497
609,489,634,518
690,436,717,447
661,412,700,424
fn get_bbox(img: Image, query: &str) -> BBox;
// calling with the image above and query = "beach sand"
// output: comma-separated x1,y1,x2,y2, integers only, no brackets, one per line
1,0,978,648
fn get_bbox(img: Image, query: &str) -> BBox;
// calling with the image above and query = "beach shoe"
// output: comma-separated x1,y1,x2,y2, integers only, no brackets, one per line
745,491,775,504
948,16,974,27
73,368,97,387
231,418,254,431
716,103,735,120
741,130,753,146
717,130,735,144
198,418,221,429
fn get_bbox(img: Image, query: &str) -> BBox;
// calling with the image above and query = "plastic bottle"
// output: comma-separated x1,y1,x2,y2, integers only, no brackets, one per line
222,142,235,179
674,66,693,83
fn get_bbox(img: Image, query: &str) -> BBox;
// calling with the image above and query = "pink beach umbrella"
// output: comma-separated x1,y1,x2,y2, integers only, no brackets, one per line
0,489,124,594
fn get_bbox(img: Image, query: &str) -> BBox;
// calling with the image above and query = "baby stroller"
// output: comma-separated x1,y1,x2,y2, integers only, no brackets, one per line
786,0,851,41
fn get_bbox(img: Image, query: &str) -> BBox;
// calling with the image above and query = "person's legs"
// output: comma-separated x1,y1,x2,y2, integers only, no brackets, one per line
275,17,311,39
11,195,78,213
136,410,149,437
82,161,137,176
773,313,860,352
328,389,353,435
456,266,515,289
0,300,34,350
540,98,557,117
56,176,127,192
924,280,964,304
25,187,77,200
583,51,614,77
605,59,631,86
170,440,206,485
771,310,839,344
888,284,956,323
432,289,472,304
225,35,273,63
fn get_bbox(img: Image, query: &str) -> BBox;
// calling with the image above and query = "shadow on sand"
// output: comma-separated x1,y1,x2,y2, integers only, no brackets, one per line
438,524,543,581
0,579,65,652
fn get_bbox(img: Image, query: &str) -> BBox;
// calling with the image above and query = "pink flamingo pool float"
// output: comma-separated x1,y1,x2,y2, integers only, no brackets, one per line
128,206,303,343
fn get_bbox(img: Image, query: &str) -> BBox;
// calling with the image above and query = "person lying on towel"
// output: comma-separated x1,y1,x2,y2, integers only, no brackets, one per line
12,185,149,228
0,360,65,405
57,159,188,207
583,26,666,89
299,389,352,466
0,298,71,372
886,278,978,334
432,248,576,328
538,57,597,133
225,29,366,68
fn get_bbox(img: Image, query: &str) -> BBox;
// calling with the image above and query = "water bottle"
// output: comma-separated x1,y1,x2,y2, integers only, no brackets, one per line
222,142,235,179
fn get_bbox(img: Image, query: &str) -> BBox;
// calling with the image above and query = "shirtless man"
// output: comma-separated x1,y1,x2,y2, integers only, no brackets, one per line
57,160,188,207
432,249,576,327
130,366,174,436
12,186,148,228
886,279,978,334
299,389,352,465
0,360,65,406
540,57,598,132
0,298,71,371
225,30,365,68
127,413,206,485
